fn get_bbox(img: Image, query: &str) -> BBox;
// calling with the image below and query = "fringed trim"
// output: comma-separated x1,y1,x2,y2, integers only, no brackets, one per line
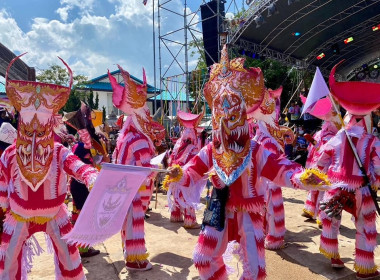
222,241,239,275
125,253,149,263
298,169,331,190
162,164,183,191
10,211,53,225
226,196,265,214
265,235,285,250
302,209,315,219
45,234,54,254
354,263,378,275
319,247,340,259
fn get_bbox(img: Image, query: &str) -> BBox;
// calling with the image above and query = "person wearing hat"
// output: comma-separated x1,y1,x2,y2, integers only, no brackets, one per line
317,61,380,279
166,110,204,229
299,95,342,225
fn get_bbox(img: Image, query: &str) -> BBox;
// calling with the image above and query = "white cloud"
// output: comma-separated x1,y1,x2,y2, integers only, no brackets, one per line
0,0,201,86
56,0,95,21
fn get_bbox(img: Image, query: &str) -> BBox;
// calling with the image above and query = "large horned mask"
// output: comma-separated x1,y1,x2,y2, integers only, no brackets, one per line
108,65,165,147
204,45,265,180
6,53,72,191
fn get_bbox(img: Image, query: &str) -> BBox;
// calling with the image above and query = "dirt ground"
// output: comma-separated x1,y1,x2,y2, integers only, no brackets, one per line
29,188,380,280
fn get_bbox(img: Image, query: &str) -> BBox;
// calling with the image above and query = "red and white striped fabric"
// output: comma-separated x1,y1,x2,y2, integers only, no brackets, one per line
170,140,303,279
113,118,156,263
0,143,98,279
317,122,380,275
254,123,286,250
303,121,338,220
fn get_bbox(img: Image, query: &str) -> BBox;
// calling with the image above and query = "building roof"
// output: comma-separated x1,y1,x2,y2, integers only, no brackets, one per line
84,69,159,93
148,91,194,102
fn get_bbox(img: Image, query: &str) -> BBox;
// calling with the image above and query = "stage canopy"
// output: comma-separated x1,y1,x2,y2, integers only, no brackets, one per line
229,0,380,79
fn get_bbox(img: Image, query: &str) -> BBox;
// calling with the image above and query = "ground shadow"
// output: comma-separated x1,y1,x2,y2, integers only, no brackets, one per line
146,211,201,237
84,252,119,280
276,248,356,280
283,196,305,205
275,227,357,280
117,253,195,280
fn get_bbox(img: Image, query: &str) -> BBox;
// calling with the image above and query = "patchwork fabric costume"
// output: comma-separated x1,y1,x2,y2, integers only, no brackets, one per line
168,110,203,228
108,65,165,270
250,86,295,250
0,54,98,280
166,46,329,280
317,61,380,279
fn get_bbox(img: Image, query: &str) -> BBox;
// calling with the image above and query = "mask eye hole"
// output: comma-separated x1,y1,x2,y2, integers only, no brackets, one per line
25,131,33,137
37,131,45,137
230,115,236,121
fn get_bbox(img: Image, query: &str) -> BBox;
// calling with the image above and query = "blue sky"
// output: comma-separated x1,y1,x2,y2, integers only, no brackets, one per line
0,0,206,85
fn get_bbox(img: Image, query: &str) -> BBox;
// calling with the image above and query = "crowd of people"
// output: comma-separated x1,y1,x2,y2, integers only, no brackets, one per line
0,47,378,280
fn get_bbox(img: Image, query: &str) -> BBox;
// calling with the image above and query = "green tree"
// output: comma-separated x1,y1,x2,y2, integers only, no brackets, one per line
94,92,99,110
87,90,95,109
102,106,106,122
188,38,209,113
36,64,90,112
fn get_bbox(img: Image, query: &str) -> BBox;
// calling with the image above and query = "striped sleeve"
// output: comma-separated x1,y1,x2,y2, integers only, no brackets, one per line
61,146,99,188
0,146,13,210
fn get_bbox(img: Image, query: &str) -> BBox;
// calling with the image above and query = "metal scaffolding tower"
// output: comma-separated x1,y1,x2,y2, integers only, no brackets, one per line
156,0,245,116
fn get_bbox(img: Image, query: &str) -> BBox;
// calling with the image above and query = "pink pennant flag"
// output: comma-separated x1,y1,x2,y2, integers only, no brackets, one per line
63,163,154,247
301,67,330,115
143,0,148,5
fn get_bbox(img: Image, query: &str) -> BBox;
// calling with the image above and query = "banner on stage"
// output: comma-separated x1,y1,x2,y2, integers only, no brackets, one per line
63,163,151,247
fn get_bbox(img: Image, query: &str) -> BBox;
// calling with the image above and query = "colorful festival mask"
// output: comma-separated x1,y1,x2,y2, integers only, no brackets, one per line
171,110,204,161
6,53,72,191
204,45,265,182
108,65,165,147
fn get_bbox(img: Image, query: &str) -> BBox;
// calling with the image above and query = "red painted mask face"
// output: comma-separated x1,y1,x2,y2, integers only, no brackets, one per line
6,54,72,191
204,45,264,178
211,89,251,177
16,114,54,189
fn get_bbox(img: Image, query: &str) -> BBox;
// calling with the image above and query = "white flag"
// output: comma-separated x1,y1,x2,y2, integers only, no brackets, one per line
301,67,330,115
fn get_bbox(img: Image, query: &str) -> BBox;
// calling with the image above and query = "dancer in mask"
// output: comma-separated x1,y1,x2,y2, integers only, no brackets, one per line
108,65,166,271
0,54,98,279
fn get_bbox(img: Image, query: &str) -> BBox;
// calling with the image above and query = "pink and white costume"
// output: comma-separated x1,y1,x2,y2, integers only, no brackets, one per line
302,121,339,221
108,65,165,268
317,62,380,278
254,123,286,250
0,54,98,280
168,110,203,228
166,46,328,280
250,87,295,250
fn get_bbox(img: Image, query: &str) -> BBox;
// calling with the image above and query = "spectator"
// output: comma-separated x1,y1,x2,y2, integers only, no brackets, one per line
288,102,296,125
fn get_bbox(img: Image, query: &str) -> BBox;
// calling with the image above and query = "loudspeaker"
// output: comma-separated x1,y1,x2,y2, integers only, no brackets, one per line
201,0,225,67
